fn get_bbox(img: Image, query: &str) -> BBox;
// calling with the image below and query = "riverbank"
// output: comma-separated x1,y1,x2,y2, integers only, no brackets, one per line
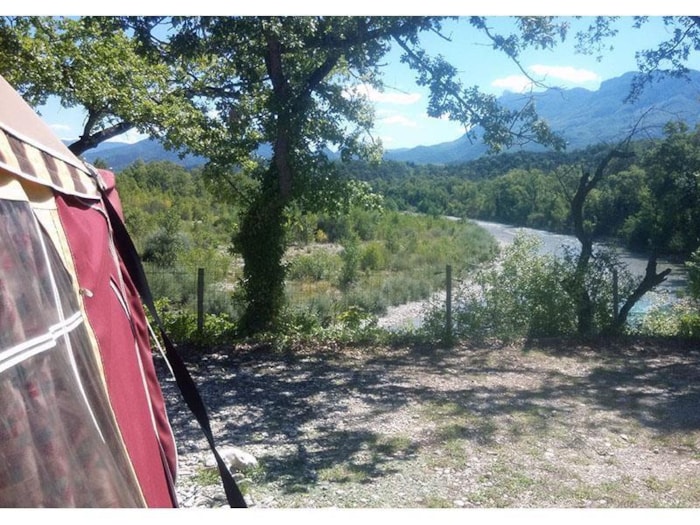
471,219,688,295
376,218,689,332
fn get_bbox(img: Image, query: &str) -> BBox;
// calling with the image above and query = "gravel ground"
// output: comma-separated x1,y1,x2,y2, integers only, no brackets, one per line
155,336,700,509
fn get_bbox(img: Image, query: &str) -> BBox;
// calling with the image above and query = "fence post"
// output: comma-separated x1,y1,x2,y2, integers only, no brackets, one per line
445,264,453,346
197,268,205,334
612,267,619,318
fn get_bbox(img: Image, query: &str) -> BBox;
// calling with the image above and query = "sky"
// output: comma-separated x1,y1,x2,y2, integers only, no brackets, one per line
17,4,700,151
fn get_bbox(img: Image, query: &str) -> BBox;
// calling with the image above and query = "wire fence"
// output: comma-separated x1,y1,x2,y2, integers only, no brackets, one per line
143,262,237,316
143,261,456,335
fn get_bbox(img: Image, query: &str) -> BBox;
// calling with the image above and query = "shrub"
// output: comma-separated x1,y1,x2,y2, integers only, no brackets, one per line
338,238,360,288
424,234,577,341
686,248,700,301
153,298,237,347
142,228,188,267
630,300,700,338
359,241,388,272
287,251,339,282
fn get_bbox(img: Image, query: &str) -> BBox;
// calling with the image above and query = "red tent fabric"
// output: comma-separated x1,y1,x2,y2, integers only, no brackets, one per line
0,74,178,507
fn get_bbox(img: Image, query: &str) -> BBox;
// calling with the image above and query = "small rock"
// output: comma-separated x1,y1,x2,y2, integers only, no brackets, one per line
205,445,258,472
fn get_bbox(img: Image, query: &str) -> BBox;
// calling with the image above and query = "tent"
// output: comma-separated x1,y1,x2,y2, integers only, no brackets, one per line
0,74,243,507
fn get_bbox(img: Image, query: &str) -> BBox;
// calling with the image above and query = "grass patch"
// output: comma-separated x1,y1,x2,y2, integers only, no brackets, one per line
422,400,474,421
423,400,499,448
372,435,415,457
317,463,372,484
651,432,700,458
422,495,454,508
469,461,539,507
192,467,221,487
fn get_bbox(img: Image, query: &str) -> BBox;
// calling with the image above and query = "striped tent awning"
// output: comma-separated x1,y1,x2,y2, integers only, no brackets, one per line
0,124,100,200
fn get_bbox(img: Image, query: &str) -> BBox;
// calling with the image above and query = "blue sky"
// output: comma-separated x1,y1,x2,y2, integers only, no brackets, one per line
23,8,700,151
361,16,700,149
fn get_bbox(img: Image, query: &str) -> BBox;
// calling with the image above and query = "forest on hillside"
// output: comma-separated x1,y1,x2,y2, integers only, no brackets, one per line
341,123,700,260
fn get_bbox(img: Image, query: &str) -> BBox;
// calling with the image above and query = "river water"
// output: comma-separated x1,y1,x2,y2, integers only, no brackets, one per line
471,219,688,314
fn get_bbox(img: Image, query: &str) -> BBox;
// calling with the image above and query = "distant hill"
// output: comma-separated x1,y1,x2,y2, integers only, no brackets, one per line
83,138,206,171
83,70,700,170
384,70,700,164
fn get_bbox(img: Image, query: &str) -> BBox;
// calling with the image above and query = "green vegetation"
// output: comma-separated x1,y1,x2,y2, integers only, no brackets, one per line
6,15,699,343
118,161,500,345
345,124,700,262
116,122,700,345
284,211,497,326
13,16,694,334
192,467,221,487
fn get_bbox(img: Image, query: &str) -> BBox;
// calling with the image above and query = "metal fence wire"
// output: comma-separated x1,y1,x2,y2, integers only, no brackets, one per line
143,262,456,335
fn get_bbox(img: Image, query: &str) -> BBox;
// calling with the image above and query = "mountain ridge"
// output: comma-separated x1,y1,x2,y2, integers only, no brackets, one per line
83,69,700,170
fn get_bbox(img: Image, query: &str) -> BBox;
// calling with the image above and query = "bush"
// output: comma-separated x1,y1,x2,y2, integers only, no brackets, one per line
142,228,188,267
630,300,700,338
153,298,237,347
359,241,388,272
424,234,577,341
287,251,339,282
686,248,700,301
338,238,360,288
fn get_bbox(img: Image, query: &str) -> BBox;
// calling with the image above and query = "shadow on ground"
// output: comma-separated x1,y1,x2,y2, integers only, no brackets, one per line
158,336,700,495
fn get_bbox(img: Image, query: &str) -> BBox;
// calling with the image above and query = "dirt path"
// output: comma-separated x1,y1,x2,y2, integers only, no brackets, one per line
157,337,700,508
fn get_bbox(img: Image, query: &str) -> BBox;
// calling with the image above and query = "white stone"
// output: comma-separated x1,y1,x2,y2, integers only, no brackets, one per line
205,446,259,472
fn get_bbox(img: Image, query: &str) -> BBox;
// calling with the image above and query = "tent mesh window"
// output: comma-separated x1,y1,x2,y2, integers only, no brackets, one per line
0,198,144,507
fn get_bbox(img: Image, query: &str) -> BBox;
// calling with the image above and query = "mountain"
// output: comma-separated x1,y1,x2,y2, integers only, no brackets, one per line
83,138,206,171
83,70,700,170
385,70,700,164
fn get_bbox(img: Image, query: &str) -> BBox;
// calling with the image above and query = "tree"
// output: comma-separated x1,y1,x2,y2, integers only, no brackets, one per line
0,17,200,155
640,122,700,255
555,129,673,335
122,16,575,334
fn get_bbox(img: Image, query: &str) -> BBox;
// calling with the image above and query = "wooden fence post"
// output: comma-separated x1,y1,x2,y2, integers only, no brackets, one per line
445,264,453,345
612,267,619,319
197,268,205,334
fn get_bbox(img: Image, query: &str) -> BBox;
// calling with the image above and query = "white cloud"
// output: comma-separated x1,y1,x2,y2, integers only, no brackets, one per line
346,83,421,105
492,65,601,94
492,75,535,93
529,65,600,84
379,114,418,127
50,123,72,132
107,128,149,144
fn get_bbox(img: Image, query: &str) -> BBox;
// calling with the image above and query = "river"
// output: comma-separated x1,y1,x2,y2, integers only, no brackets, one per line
471,219,688,315
378,219,688,330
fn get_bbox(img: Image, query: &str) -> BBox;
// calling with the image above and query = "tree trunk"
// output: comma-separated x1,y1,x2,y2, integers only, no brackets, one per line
605,255,672,334
567,148,634,335
232,34,296,335
569,168,596,335
234,187,287,335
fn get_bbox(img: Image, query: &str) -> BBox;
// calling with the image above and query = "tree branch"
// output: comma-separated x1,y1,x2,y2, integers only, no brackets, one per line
608,256,672,334
69,120,134,156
